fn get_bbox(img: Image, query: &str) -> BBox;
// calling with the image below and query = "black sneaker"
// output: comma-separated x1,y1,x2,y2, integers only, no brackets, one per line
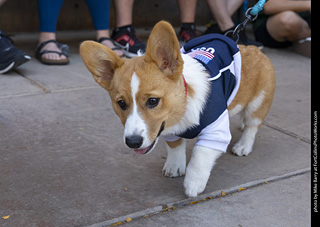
204,23,221,35
0,30,31,74
178,23,200,45
111,25,146,58
237,29,264,49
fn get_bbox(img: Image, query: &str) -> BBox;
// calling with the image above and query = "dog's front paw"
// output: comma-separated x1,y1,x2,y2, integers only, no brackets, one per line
183,166,209,198
162,160,186,177
183,146,222,198
232,142,252,156
163,139,186,178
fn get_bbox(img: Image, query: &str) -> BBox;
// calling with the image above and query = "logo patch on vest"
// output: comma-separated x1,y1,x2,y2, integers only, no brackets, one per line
187,50,214,65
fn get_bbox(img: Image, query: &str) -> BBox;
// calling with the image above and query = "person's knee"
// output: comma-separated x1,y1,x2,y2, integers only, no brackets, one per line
278,11,302,33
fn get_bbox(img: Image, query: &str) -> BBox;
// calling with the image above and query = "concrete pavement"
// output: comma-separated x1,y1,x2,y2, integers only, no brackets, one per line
0,32,311,226
122,173,310,227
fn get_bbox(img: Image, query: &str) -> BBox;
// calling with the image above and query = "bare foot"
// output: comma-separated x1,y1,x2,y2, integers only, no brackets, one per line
100,39,124,57
38,32,67,61
97,30,124,57
38,41,67,61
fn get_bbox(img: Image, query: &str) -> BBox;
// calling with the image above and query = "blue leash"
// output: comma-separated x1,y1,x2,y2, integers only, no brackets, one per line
250,0,267,16
225,0,268,43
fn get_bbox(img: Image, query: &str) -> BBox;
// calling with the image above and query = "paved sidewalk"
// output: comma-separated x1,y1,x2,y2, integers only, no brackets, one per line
123,173,310,227
0,33,311,227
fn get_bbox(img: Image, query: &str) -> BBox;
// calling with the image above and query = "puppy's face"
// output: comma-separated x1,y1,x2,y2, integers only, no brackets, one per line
80,21,186,154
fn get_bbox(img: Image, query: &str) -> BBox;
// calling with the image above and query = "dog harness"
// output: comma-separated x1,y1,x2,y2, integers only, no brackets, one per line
163,34,241,153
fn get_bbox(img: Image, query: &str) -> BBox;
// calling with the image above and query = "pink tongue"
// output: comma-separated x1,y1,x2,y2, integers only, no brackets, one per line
134,147,149,154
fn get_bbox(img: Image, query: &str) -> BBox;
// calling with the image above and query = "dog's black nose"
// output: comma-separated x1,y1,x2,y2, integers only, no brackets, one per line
125,135,143,148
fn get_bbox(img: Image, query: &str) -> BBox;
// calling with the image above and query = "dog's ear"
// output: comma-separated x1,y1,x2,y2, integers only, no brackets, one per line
145,21,183,78
80,41,124,90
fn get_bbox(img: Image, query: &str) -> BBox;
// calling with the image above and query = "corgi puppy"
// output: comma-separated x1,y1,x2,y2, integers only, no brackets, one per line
80,21,276,198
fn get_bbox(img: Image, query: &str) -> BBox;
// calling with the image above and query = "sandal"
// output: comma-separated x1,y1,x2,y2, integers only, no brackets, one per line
98,37,124,58
35,40,70,65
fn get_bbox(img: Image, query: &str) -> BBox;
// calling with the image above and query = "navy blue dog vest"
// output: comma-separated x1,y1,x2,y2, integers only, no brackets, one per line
163,34,241,152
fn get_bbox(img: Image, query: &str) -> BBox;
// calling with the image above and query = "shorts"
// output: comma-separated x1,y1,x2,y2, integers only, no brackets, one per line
254,20,292,48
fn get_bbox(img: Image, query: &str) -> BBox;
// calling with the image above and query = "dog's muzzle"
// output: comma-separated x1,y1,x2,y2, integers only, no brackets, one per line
125,122,165,155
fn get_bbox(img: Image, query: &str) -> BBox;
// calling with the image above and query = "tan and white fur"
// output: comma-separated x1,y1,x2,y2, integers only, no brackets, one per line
80,21,276,198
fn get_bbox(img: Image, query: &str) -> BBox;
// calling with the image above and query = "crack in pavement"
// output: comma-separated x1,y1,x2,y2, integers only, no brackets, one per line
263,121,310,144
13,69,49,94
0,69,99,99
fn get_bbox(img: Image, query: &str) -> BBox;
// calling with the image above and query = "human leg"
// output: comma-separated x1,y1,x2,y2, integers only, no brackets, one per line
226,0,244,16
114,0,134,27
178,0,197,23
205,0,262,47
177,0,199,43
37,0,67,62
206,0,234,32
38,0,64,33
85,0,110,31
266,11,311,43
85,0,123,57
111,0,146,57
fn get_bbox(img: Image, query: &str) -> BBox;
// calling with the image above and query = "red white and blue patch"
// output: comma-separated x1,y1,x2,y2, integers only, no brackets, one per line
187,50,215,65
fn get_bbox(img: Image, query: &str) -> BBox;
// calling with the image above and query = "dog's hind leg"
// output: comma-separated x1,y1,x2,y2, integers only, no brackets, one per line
232,122,260,156
228,103,245,131
232,91,267,156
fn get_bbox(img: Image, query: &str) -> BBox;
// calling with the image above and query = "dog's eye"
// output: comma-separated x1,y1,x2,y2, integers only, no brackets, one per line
146,98,160,109
117,100,127,110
